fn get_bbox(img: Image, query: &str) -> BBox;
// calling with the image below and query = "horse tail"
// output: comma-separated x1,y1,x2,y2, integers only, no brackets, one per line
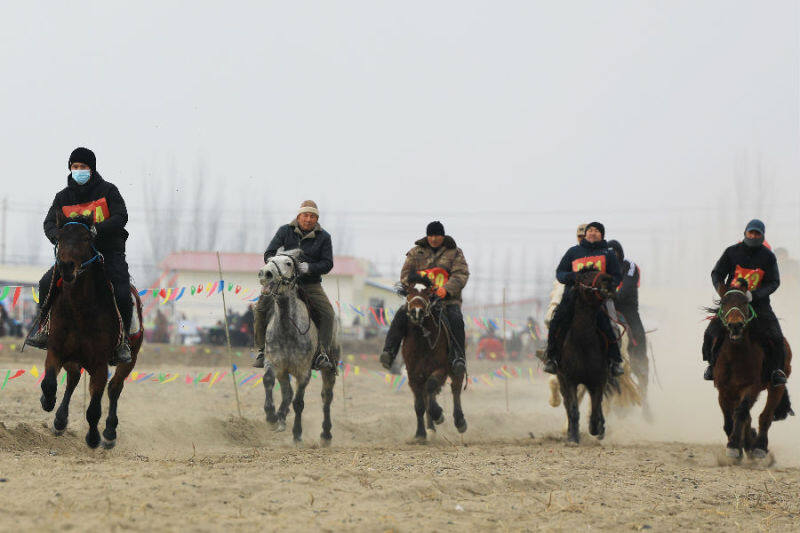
774,389,794,421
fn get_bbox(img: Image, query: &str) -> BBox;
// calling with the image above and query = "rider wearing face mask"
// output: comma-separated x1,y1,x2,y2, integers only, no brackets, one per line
703,219,787,386
379,221,470,377
28,147,133,365
543,221,625,377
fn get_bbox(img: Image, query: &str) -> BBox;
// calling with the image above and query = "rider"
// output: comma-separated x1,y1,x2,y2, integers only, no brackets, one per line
702,219,787,386
543,221,624,377
28,147,133,365
607,239,646,356
379,221,470,377
252,200,335,371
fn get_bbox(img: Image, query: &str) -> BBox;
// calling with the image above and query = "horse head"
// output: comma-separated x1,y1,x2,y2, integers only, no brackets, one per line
574,268,614,303
718,289,754,341
55,213,99,284
258,247,303,295
404,273,435,325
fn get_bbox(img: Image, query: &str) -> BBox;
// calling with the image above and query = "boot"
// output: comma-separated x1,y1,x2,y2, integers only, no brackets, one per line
543,358,558,374
451,354,466,377
110,339,132,366
312,349,334,371
704,364,714,381
771,369,787,386
27,322,49,350
379,350,395,371
610,361,624,377
608,343,624,377
253,351,265,368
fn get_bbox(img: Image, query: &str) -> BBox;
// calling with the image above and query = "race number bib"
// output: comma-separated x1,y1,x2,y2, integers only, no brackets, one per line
62,198,110,223
731,265,765,290
418,267,449,289
571,255,606,273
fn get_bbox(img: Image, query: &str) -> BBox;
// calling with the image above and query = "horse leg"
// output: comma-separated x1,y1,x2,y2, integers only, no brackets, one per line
426,373,445,427
262,362,277,426
718,392,734,438
753,385,785,457
727,396,753,458
40,348,61,412
588,384,606,440
275,372,293,432
52,363,81,435
84,366,108,449
411,383,427,441
291,375,309,443
102,363,133,449
450,375,467,433
560,379,580,445
320,367,335,445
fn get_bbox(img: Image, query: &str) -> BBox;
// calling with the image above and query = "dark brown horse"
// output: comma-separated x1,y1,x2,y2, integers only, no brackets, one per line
401,273,466,441
39,214,143,449
558,269,616,445
713,289,793,459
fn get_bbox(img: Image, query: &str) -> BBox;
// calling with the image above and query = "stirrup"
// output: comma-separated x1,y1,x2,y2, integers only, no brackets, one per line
379,351,395,370
543,359,558,374
110,340,132,367
451,356,466,377
312,351,334,371
771,369,787,386
27,330,49,350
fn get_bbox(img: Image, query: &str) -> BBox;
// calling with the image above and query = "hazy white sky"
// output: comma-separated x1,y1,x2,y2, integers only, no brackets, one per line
2,1,798,298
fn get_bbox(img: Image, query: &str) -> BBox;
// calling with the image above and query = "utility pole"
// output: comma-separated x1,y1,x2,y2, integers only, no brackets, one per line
1,196,7,264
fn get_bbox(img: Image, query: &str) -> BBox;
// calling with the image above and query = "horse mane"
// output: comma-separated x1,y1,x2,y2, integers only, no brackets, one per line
59,214,94,230
396,272,432,296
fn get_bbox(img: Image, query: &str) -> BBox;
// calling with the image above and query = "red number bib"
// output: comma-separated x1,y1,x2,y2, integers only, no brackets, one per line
731,265,765,290
417,267,449,289
62,198,110,223
572,255,606,273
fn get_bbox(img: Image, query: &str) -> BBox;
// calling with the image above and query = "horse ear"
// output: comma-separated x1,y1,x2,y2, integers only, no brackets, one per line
277,246,285,254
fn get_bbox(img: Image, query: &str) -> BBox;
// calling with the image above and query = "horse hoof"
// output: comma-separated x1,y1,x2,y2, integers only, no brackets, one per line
320,434,332,447
726,447,742,459
101,438,116,450
51,422,65,436
40,395,55,412
565,439,579,447
414,435,427,443
293,437,302,445
456,421,467,434
750,448,767,459
275,421,286,432
86,431,101,449
595,430,605,441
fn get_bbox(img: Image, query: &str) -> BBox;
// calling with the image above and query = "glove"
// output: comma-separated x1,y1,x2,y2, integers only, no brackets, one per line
435,287,447,299
298,262,310,274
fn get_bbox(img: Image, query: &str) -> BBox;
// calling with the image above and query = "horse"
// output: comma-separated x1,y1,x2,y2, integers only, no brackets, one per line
39,214,143,449
400,273,467,442
556,269,617,445
712,289,793,459
258,248,339,444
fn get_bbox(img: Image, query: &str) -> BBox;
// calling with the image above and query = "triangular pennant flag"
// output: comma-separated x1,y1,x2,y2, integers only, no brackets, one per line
32,287,39,303
30,365,39,378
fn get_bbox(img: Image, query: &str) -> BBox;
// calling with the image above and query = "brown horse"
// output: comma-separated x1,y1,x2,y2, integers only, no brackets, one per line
557,269,617,445
713,289,793,459
400,273,466,441
39,214,143,449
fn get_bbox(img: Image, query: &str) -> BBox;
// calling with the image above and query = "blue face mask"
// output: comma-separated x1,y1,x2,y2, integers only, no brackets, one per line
71,169,91,185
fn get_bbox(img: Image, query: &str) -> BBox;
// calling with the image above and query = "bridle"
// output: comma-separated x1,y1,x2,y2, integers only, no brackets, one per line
718,289,756,330
54,221,103,279
264,253,311,335
577,271,607,301
406,288,445,349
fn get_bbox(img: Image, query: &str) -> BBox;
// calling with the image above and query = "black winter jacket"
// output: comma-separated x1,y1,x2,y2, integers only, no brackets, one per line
264,220,333,285
43,173,129,253
616,259,640,312
711,242,779,306
556,239,622,287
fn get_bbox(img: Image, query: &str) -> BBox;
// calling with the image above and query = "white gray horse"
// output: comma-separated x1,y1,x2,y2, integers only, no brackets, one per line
258,248,339,444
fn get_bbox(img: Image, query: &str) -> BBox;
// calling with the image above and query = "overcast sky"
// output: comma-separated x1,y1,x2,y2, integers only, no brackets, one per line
2,1,798,299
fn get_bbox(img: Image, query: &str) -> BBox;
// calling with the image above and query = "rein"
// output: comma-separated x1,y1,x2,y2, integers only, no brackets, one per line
718,290,756,329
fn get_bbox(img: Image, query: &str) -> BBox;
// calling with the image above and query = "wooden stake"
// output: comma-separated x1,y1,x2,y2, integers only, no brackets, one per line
217,251,243,418
503,287,509,412
337,278,346,414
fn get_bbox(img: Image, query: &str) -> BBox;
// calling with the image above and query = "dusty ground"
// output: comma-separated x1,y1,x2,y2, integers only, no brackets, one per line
1,311,799,532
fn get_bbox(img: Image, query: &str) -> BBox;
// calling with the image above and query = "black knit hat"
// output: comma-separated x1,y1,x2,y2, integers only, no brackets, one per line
426,221,445,236
585,221,605,239
608,239,624,262
68,147,96,171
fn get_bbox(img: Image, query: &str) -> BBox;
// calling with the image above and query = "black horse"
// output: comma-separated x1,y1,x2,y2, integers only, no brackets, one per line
557,269,616,445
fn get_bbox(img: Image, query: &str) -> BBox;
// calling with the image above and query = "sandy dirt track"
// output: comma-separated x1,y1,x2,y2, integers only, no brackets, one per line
1,320,799,531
